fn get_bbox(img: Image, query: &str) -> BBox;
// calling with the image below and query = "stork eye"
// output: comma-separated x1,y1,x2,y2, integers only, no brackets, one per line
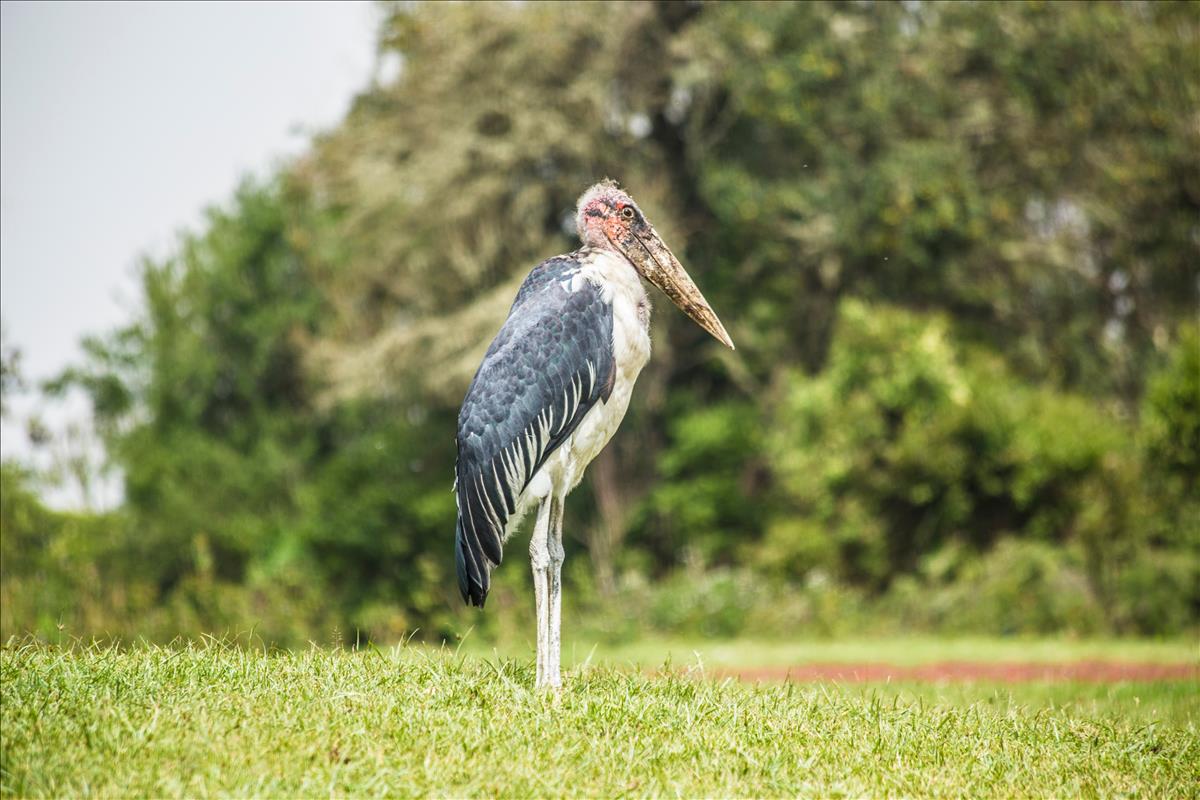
620,206,635,221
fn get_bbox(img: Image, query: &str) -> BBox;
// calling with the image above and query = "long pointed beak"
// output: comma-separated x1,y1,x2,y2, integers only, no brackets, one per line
621,227,735,350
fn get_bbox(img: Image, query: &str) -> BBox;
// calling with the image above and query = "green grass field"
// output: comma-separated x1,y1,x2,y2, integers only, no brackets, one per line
2,640,1197,798
464,635,1199,669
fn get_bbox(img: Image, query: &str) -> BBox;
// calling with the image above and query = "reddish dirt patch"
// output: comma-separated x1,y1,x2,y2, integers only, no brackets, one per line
719,661,1199,684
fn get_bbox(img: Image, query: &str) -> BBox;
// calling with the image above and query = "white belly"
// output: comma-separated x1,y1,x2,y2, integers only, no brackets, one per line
518,251,651,512
557,289,650,490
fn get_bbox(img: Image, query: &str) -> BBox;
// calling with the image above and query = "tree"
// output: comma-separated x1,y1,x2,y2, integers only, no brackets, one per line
20,1,1198,641
0,322,24,419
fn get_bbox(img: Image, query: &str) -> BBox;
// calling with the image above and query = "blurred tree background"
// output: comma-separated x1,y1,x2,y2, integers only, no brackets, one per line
3,1,1197,645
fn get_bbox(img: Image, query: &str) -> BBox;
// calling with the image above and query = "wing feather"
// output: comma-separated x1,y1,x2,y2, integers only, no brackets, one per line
454,255,616,606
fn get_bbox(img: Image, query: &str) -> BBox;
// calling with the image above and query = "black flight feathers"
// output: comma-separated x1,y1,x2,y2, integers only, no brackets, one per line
454,254,616,607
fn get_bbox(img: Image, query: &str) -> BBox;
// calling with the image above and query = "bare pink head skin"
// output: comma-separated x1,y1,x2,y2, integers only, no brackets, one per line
575,180,734,350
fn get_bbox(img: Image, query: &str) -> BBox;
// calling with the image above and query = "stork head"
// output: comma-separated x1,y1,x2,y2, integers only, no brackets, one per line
575,180,734,349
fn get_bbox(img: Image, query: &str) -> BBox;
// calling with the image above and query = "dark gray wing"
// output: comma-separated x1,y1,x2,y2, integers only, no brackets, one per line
455,255,616,607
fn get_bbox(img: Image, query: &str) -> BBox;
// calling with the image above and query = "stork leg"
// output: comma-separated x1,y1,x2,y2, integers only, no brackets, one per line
529,498,553,689
545,494,565,689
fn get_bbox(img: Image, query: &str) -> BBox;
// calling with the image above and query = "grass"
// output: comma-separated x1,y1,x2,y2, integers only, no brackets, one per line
464,634,1200,669
3,639,1197,798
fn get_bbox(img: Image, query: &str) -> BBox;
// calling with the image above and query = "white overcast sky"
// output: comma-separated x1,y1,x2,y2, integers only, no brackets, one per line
0,0,378,491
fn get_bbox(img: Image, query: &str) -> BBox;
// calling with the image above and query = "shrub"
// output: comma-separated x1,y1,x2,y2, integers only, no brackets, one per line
1113,549,1200,636
765,299,1131,593
888,540,1107,635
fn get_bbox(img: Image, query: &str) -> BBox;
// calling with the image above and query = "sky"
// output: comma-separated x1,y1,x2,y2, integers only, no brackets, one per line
0,1,378,505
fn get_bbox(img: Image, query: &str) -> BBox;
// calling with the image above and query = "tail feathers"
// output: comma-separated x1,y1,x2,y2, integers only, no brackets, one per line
455,516,490,607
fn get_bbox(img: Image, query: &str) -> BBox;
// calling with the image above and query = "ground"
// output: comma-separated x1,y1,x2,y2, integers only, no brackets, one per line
2,638,1197,797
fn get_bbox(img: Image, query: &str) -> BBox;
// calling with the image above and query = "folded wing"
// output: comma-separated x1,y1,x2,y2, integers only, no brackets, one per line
455,256,615,606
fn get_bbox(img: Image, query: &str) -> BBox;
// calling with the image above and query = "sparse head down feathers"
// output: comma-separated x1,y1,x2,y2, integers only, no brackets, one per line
575,179,641,244
575,177,622,213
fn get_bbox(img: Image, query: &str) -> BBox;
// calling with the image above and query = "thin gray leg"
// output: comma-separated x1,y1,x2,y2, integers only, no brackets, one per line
546,494,565,689
529,498,552,689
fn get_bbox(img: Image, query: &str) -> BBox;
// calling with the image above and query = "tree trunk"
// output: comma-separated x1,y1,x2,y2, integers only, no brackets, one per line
586,446,630,596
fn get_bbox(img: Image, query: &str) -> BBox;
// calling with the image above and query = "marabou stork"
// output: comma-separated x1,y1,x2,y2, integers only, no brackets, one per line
455,180,733,689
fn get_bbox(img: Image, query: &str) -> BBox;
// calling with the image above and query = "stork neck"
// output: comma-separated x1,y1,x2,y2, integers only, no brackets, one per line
579,245,640,281
573,247,649,318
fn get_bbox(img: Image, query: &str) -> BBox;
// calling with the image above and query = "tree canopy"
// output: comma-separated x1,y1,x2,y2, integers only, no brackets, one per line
5,1,1197,644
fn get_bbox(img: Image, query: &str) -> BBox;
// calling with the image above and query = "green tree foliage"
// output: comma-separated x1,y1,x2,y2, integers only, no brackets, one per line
1,463,140,639
760,300,1198,635
6,1,1198,642
766,299,1129,587
1142,325,1200,497
683,1,1199,394
0,323,23,418
1123,327,1200,634
37,179,467,643
54,180,323,584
